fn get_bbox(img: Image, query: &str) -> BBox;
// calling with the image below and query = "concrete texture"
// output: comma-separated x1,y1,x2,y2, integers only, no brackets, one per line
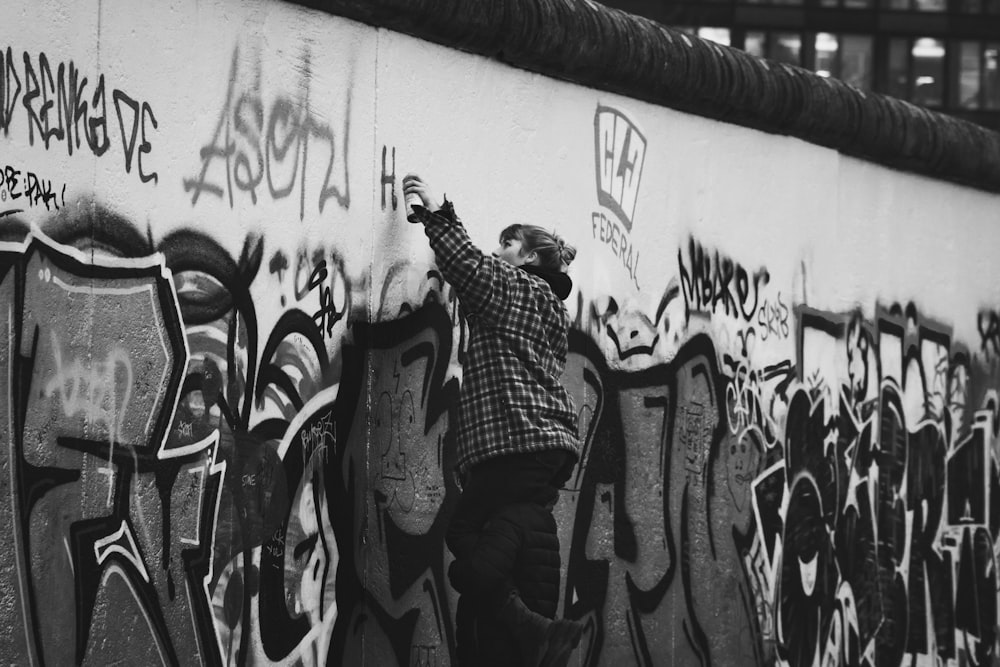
2,0,1000,665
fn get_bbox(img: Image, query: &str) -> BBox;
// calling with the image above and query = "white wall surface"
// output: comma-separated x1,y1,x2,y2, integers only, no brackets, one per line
3,0,1000,665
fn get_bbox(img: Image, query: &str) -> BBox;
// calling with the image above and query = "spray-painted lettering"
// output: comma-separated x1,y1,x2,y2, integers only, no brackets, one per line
0,164,66,210
0,48,157,182
44,331,133,444
183,47,350,219
592,211,640,289
678,237,769,323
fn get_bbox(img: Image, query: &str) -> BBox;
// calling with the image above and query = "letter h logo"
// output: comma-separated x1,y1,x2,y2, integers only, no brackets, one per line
594,105,646,233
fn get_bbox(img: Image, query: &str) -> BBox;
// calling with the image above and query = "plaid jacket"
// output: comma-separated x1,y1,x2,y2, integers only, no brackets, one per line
418,200,580,476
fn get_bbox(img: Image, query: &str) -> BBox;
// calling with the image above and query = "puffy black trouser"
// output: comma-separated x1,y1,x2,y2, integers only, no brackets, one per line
445,448,574,607
448,449,574,666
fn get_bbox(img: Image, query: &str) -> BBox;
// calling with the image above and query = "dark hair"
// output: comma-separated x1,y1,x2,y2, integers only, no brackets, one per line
499,224,577,272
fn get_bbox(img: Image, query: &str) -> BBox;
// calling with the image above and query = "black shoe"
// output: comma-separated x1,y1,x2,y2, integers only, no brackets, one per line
537,618,584,667
498,593,584,667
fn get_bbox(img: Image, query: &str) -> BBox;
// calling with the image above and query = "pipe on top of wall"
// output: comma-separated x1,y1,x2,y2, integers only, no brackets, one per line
290,0,1000,194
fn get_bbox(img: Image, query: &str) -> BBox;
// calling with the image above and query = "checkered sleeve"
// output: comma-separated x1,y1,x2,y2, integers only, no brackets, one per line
419,200,517,324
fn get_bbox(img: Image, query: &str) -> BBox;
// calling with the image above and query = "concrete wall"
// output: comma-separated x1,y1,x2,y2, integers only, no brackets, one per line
3,1,1000,665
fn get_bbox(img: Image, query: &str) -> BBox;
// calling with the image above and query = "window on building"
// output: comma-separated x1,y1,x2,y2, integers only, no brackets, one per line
912,38,945,106
951,41,1000,110
813,33,874,89
674,26,732,48
771,33,803,65
741,31,803,67
822,0,874,6
885,37,945,107
698,27,732,47
815,33,838,78
987,44,1000,109
952,41,983,109
841,35,874,89
957,0,1000,11
888,38,911,99
745,31,767,58
883,0,945,9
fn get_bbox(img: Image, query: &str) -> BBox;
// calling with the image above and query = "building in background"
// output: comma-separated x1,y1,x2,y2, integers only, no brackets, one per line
600,0,1000,130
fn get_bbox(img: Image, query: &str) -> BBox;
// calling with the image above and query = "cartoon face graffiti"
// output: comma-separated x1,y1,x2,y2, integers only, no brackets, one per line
845,314,873,405
726,428,763,512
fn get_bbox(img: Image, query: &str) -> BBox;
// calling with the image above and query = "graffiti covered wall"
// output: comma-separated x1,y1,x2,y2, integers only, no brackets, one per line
3,1,1000,665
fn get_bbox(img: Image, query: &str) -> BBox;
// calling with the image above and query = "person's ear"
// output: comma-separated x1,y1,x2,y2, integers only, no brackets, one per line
524,250,539,265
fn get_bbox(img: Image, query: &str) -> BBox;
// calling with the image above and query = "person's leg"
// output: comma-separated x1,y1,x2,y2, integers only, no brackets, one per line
447,450,584,666
446,450,566,560
472,611,523,667
496,590,584,667
444,468,513,560
454,595,477,666
543,449,577,491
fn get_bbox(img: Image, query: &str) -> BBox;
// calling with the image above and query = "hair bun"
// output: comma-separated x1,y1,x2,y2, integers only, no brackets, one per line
556,235,577,267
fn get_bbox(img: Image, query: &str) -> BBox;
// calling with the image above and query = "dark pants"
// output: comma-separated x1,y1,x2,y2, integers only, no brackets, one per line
455,595,523,667
449,449,574,666
446,448,574,609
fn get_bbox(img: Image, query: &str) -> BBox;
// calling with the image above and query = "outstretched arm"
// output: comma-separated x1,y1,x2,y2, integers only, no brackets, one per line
401,172,442,214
